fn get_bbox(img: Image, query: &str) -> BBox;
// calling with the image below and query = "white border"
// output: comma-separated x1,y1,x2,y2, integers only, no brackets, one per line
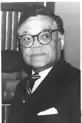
0,1,81,123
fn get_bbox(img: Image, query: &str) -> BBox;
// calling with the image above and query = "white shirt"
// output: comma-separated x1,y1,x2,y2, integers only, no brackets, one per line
31,66,53,93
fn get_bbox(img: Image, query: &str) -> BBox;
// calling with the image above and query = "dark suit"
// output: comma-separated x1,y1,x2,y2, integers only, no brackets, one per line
8,57,80,123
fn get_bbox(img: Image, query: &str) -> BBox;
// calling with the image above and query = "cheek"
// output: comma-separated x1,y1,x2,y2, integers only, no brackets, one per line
45,43,57,62
21,48,31,63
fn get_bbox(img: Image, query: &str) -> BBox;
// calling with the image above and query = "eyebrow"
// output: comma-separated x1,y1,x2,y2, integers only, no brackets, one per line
21,30,29,35
19,28,57,37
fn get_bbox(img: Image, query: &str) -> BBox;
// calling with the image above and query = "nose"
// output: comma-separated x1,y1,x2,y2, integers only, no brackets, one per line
32,37,42,48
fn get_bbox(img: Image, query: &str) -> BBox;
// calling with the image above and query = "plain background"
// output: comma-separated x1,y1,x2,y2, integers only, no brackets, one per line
55,2,80,69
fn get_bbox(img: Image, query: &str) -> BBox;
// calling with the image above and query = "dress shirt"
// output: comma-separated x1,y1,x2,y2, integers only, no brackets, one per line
31,66,53,93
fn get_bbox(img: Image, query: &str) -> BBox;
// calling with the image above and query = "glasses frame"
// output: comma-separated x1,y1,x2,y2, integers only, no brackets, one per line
18,29,59,48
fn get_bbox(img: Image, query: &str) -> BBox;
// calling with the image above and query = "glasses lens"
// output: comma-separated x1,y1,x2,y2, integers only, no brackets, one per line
20,35,33,47
39,31,51,44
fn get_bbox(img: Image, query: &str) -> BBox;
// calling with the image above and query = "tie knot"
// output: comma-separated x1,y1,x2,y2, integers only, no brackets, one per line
28,72,40,91
32,72,40,80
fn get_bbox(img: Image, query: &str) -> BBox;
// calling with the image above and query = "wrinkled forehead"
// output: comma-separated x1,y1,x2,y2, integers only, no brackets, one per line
17,15,57,35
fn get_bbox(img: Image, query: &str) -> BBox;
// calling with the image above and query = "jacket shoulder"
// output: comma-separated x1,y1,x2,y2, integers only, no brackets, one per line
63,61,80,79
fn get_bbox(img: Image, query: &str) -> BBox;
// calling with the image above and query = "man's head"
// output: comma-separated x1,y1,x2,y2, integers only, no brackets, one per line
17,5,64,72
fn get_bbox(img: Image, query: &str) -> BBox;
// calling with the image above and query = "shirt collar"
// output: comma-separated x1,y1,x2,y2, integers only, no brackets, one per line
32,66,53,78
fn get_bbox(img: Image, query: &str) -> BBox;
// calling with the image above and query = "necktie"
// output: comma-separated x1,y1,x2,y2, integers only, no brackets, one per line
30,72,40,90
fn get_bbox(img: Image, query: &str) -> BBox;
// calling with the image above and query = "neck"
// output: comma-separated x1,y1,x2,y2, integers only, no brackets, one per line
32,65,52,73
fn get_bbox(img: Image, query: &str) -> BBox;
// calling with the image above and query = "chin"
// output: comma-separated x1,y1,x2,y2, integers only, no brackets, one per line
31,62,46,68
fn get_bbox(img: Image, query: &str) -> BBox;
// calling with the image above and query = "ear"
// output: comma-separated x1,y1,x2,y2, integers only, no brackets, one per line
58,33,64,50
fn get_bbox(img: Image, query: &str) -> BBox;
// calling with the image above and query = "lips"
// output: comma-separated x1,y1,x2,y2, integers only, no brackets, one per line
31,53,45,57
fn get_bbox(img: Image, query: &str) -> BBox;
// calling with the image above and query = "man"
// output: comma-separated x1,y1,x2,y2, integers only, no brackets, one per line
8,5,80,123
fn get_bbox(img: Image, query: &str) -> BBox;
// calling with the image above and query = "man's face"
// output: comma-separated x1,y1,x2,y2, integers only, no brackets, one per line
17,15,61,70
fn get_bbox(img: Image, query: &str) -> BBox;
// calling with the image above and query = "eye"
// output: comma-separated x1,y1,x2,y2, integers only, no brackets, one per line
21,35,32,42
25,37,31,41
43,33,50,39
39,31,51,41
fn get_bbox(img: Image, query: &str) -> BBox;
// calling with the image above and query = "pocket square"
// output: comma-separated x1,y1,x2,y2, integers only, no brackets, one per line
37,107,58,116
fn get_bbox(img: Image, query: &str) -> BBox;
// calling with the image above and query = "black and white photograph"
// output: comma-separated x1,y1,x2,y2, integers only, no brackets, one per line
1,1,81,123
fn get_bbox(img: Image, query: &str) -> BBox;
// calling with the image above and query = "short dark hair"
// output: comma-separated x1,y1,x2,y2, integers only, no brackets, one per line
18,4,64,34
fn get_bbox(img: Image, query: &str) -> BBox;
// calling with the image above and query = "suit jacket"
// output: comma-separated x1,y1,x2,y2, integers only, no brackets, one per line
8,57,80,123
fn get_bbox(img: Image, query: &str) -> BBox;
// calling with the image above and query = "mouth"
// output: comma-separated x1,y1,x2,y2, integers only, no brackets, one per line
31,53,45,57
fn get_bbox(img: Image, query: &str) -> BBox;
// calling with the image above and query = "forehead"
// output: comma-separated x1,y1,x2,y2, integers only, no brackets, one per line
17,15,57,35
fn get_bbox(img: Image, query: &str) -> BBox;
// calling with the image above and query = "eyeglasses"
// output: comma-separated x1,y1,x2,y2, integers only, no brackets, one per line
18,29,59,48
